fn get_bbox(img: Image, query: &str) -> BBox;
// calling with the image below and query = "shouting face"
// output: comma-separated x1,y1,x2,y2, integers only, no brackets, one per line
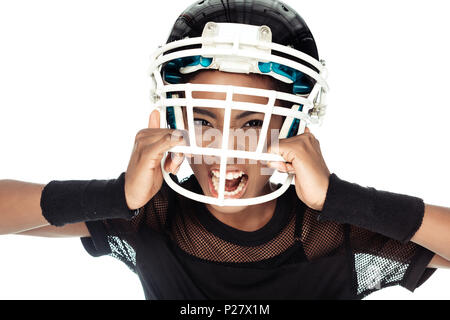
181,70,290,214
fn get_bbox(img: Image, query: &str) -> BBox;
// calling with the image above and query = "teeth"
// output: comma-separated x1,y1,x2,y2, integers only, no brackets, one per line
212,175,219,189
225,176,247,196
225,172,235,180
211,170,244,180
233,172,242,179
211,175,248,197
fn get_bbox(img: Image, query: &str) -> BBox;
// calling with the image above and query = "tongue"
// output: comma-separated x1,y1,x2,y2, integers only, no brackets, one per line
225,176,242,191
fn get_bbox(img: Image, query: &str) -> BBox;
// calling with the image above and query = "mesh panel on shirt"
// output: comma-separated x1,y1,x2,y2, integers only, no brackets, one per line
93,175,431,297
349,225,417,297
170,206,297,263
300,206,345,260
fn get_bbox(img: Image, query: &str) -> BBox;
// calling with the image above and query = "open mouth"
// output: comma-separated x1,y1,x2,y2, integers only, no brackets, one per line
208,169,249,199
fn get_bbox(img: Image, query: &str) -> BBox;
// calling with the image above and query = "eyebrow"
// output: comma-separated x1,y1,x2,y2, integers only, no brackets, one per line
193,108,259,120
193,107,216,119
235,111,260,120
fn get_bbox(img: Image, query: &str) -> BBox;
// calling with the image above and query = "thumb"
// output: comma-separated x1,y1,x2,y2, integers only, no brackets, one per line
148,109,161,129
304,126,310,134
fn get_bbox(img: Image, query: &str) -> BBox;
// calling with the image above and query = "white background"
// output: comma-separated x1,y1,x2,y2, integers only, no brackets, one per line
0,0,448,299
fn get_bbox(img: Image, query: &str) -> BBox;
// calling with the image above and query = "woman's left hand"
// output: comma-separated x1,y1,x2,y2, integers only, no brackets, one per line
267,127,331,211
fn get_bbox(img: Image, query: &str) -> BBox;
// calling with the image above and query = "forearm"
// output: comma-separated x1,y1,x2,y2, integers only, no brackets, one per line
318,173,424,243
0,180,49,235
318,174,450,262
1,172,138,234
411,204,450,261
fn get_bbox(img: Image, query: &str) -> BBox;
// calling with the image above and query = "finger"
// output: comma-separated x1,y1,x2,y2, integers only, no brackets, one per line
267,140,297,164
284,163,296,174
136,126,186,143
267,161,295,174
164,152,185,174
134,135,177,171
267,161,285,171
154,132,186,155
268,162,296,174
304,126,310,134
163,152,174,172
148,109,160,129
139,132,185,166
135,129,186,156
171,153,185,174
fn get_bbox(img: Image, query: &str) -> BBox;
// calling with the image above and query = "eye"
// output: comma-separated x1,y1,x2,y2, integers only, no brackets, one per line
194,118,212,127
243,120,264,128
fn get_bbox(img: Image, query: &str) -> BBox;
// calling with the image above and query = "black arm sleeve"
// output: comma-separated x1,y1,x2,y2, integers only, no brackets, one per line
318,173,425,243
40,172,138,227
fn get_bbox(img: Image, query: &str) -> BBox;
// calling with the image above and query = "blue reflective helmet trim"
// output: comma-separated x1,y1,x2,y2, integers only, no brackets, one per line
163,56,213,84
200,56,213,67
164,73,182,84
165,93,177,129
258,61,313,95
286,104,304,138
293,82,312,95
162,56,314,94
258,61,271,73
166,106,177,129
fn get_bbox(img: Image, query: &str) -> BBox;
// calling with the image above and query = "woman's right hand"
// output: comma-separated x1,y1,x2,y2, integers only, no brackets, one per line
124,109,186,210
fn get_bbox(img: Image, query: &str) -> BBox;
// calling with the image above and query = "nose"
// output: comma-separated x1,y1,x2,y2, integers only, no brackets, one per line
196,126,261,165
199,127,259,150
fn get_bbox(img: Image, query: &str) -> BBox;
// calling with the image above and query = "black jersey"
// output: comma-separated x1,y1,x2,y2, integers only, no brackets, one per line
80,175,436,299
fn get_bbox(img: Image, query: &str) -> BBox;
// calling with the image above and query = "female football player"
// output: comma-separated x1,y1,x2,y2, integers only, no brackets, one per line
1,0,449,300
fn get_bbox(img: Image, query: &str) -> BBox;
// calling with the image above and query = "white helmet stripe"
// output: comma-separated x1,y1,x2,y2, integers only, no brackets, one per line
150,47,328,92
149,36,325,73
256,91,276,154
185,84,197,148
169,146,286,163
217,87,234,203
